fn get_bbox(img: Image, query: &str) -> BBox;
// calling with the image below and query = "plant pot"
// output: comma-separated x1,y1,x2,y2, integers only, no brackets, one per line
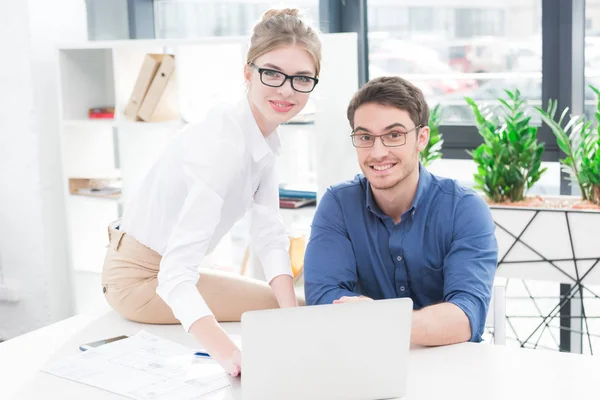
490,196,600,285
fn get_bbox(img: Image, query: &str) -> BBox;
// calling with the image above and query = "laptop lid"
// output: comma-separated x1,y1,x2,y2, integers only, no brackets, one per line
241,298,413,400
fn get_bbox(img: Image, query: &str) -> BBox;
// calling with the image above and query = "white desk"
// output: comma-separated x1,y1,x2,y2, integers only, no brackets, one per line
2,307,599,400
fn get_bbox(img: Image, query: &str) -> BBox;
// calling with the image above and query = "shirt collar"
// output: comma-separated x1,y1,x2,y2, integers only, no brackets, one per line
411,163,432,213
238,96,281,162
364,163,433,218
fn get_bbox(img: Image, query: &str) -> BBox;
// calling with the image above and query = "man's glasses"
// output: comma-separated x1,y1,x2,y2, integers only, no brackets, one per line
249,63,319,93
350,125,422,148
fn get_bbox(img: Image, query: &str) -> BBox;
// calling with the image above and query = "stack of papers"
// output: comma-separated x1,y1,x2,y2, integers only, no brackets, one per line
42,331,231,400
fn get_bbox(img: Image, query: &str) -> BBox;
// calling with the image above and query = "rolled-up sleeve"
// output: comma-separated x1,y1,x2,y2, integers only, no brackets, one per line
304,188,360,305
443,193,498,342
157,127,242,332
250,159,292,284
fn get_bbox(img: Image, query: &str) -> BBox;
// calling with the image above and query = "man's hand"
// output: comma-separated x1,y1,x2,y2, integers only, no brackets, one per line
333,295,373,304
411,303,471,346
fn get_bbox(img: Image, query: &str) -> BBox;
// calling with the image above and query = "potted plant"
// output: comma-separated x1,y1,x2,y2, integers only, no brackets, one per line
466,89,600,349
420,104,444,167
465,89,547,204
536,91,600,207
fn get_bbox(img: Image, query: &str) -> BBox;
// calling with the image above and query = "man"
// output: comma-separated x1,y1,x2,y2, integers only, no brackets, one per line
304,76,498,345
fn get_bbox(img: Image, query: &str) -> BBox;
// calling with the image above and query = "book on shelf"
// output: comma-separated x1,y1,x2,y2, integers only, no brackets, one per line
89,106,115,119
279,184,317,200
75,187,121,198
279,197,316,209
68,178,121,199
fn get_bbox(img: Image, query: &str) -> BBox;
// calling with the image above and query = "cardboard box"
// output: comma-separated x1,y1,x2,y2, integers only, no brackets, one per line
137,54,177,122
124,54,162,121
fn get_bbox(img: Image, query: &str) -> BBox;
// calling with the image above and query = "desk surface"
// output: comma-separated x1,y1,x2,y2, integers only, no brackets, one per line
2,307,599,400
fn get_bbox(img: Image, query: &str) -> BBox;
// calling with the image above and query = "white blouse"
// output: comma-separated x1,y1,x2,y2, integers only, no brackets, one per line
119,96,292,332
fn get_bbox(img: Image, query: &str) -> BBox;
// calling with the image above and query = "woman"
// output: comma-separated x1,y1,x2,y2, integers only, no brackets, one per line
101,7,321,376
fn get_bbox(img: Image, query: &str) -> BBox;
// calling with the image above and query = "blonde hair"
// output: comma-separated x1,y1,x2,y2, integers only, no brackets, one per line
246,8,322,77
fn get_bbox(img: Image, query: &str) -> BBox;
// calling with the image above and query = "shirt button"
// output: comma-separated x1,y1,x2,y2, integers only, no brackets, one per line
396,256,403,262
400,286,406,292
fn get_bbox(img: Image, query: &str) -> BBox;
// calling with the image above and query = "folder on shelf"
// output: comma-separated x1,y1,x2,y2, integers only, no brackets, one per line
124,54,162,121
137,54,176,122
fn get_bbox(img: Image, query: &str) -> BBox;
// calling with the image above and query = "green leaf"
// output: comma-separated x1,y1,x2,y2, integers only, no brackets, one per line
467,90,548,202
556,136,571,155
420,103,445,167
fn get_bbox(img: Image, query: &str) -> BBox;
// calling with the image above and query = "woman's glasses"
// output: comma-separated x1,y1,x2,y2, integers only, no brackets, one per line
250,63,319,93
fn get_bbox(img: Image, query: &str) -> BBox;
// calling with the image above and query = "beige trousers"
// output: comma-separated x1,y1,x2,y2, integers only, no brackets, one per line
101,226,301,324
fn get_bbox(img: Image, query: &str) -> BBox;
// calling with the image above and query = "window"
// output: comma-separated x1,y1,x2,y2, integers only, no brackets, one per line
454,8,505,38
586,0,600,120
409,8,434,32
367,1,542,125
154,0,319,38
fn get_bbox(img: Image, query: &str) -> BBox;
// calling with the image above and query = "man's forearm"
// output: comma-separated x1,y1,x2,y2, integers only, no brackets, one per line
270,274,297,308
307,285,359,305
411,302,471,346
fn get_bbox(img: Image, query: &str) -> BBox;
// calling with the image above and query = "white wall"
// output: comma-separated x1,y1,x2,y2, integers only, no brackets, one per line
0,0,87,340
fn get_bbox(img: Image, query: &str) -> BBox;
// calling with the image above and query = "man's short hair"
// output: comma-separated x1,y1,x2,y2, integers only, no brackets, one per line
346,76,430,130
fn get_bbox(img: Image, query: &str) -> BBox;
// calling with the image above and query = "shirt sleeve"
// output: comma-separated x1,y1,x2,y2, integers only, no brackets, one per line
443,193,499,342
250,158,292,284
304,188,361,305
156,122,243,332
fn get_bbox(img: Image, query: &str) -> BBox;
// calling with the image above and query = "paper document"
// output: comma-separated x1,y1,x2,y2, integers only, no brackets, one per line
42,331,230,400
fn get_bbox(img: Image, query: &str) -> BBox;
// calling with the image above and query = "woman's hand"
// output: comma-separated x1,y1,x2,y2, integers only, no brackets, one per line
189,315,242,376
269,274,298,308
216,347,242,377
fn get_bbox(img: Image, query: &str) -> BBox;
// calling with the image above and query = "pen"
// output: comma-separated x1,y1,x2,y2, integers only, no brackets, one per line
193,351,211,358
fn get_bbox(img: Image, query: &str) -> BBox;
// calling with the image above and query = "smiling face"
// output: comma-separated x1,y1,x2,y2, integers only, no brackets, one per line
244,45,316,133
353,102,429,191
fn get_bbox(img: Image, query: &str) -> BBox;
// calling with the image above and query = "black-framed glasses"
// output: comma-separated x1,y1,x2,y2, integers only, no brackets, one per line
350,125,422,148
249,63,319,93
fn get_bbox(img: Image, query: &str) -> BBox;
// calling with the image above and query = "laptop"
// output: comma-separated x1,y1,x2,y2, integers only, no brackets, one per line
241,298,413,400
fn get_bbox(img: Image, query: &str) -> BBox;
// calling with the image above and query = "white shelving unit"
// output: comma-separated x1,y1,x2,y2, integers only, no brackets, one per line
56,34,358,313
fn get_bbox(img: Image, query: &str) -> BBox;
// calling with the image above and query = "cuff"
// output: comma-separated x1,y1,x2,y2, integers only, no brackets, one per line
448,295,482,343
157,281,213,332
258,248,293,284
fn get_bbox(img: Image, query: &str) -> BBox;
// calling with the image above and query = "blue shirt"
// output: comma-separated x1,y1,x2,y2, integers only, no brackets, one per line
304,165,498,342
